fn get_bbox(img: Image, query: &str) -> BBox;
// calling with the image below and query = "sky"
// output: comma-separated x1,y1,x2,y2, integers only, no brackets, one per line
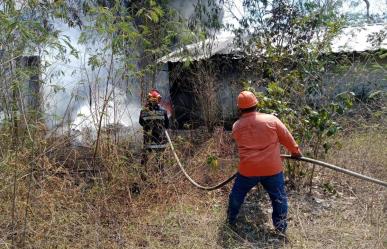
222,0,387,28
340,0,387,17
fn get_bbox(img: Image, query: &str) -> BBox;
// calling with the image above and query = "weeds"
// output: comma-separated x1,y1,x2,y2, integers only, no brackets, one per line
0,125,386,248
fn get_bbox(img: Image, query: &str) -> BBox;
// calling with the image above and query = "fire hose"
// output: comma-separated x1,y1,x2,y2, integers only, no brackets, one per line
165,131,387,190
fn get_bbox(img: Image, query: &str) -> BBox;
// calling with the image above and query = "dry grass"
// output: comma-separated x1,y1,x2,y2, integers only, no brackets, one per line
0,127,386,248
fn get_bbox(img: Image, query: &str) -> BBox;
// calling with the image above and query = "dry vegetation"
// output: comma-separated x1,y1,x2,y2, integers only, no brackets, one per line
0,125,386,249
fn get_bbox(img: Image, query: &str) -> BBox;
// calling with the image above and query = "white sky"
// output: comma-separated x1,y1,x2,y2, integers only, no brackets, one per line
340,0,387,17
222,0,387,28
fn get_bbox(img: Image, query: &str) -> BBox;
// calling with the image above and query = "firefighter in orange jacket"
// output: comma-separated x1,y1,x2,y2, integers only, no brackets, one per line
227,90,302,234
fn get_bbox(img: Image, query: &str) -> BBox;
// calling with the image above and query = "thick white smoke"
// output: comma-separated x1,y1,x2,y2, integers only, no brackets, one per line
40,0,224,144
43,20,143,144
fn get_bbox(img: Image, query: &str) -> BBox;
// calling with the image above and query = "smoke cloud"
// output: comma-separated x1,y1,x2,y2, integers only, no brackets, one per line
39,0,224,144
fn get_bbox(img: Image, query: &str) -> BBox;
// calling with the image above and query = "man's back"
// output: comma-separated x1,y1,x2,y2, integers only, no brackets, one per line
232,112,299,177
139,105,169,149
227,90,300,234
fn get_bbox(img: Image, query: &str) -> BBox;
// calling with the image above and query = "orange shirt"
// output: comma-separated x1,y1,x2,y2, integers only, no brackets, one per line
232,112,301,177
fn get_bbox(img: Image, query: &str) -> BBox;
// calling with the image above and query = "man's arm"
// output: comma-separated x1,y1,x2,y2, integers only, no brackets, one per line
274,117,302,157
164,110,170,129
139,110,145,127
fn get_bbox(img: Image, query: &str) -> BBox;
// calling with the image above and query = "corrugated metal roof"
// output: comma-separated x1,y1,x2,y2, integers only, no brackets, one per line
159,24,387,63
331,24,387,53
158,34,236,63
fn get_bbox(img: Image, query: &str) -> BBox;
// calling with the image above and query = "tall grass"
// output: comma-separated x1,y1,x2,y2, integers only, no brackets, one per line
0,125,385,248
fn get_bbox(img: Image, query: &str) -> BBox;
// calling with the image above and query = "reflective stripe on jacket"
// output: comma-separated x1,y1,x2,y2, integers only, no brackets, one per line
145,144,168,149
139,105,169,148
232,112,300,177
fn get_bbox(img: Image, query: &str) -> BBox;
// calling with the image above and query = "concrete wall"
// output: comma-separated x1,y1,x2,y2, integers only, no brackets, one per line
0,54,41,123
168,57,255,129
17,56,41,115
322,55,387,99
168,52,386,129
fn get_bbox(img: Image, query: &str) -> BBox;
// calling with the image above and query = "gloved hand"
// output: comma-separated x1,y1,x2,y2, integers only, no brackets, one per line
291,153,302,158
291,148,302,158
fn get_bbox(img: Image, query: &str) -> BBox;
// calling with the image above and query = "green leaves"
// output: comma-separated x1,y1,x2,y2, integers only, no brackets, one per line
336,91,355,109
135,2,164,23
206,155,219,169
267,82,285,96
88,54,103,71
378,51,387,59
50,84,66,94
247,78,348,160
149,6,164,23
61,35,79,59
367,90,384,101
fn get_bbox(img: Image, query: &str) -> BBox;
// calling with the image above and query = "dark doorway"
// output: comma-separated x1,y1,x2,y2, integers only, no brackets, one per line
169,63,202,129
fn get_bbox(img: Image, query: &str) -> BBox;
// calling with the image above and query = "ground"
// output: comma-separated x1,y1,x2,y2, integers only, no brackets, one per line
0,127,386,248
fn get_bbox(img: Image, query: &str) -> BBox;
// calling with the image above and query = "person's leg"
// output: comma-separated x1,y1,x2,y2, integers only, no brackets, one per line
156,148,166,173
140,149,152,181
260,172,288,233
141,149,149,167
227,174,259,225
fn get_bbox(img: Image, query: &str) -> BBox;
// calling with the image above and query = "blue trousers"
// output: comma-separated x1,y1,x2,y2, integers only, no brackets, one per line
227,172,288,232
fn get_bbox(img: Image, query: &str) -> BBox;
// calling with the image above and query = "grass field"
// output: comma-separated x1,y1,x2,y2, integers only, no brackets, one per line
0,127,386,248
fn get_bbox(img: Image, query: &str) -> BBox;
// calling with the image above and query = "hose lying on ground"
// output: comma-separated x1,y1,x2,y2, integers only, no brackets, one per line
165,130,387,190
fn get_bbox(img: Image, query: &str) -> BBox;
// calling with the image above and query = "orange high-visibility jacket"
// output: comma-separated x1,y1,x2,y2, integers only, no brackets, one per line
232,112,301,177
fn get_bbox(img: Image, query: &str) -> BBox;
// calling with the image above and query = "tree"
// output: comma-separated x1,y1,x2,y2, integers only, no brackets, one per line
227,0,354,188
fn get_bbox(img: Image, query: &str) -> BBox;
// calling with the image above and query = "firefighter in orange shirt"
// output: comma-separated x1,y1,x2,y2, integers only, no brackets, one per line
227,90,302,234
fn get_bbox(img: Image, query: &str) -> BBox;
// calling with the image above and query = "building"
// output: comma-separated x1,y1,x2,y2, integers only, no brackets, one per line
158,24,387,130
